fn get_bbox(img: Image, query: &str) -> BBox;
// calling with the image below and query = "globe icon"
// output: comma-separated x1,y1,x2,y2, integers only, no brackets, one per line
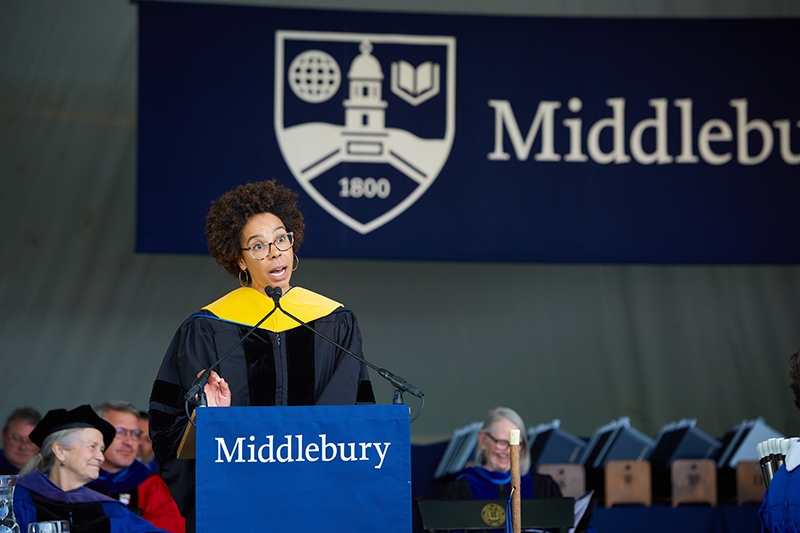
288,50,342,104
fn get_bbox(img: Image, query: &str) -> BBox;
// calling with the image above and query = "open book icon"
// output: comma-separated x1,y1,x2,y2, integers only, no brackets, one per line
391,60,441,106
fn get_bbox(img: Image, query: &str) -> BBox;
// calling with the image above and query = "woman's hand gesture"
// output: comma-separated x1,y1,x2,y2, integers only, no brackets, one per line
198,369,232,407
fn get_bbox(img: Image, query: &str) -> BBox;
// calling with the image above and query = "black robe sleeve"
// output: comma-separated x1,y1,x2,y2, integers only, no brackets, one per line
314,308,375,405
148,314,217,524
532,472,563,498
435,473,474,500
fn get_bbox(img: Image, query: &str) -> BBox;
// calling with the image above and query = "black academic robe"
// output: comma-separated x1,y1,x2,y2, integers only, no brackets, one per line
14,471,167,533
148,287,375,531
87,460,152,514
435,468,563,500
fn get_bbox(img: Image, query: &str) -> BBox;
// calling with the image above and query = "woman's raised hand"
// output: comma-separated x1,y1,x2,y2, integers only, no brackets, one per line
198,369,232,407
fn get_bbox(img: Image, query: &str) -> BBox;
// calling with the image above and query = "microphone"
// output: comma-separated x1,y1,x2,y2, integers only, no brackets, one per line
376,368,424,400
267,285,281,302
269,287,424,402
183,291,279,406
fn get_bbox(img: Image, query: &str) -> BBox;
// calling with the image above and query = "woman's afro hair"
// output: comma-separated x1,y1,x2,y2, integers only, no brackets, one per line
205,180,305,277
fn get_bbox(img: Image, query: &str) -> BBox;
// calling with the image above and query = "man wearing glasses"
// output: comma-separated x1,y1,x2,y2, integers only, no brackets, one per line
88,401,185,533
0,407,41,474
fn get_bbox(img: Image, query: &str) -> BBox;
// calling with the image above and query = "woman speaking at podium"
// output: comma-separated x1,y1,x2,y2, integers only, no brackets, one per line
148,180,376,532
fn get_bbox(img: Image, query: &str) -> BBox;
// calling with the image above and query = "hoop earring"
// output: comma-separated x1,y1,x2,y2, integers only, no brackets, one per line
238,269,251,287
292,254,299,272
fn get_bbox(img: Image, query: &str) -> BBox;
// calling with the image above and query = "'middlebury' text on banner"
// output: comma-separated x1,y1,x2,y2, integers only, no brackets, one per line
137,2,800,263
195,405,411,532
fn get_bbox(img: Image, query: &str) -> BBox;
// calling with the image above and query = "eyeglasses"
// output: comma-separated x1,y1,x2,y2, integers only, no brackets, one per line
115,428,144,441
483,431,525,450
242,232,294,261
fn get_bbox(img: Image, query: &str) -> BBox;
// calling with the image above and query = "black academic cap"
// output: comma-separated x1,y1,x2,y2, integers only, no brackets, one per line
29,405,116,449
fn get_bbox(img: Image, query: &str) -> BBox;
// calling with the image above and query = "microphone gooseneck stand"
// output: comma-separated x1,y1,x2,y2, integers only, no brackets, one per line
182,286,425,425
266,286,425,422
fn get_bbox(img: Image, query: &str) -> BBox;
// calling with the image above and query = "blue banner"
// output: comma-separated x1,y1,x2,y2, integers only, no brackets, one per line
195,405,411,532
137,2,800,263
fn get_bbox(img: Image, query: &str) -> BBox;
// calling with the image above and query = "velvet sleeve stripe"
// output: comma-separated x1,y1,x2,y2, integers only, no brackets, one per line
150,379,187,410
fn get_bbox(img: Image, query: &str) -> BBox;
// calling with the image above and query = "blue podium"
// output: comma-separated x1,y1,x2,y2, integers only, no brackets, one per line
195,405,411,532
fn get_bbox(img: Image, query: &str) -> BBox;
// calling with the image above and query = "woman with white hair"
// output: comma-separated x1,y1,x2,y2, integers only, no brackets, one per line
13,405,167,533
438,407,562,500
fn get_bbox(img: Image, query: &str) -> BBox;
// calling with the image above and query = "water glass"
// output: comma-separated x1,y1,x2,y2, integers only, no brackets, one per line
0,475,19,533
27,522,69,533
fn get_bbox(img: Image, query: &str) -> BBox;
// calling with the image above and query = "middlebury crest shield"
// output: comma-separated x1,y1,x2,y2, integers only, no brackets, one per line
275,30,456,234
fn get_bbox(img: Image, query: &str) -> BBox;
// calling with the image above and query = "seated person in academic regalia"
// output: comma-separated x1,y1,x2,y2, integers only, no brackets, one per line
0,407,41,474
760,349,800,533
436,407,595,533
87,402,184,533
436,407,562,501
13,404,169,533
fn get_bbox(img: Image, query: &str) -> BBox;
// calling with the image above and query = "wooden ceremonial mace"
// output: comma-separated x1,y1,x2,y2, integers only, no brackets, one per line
510,428,521,533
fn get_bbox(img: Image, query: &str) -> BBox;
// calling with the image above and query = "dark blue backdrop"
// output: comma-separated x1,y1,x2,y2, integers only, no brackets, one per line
137,2,800,263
